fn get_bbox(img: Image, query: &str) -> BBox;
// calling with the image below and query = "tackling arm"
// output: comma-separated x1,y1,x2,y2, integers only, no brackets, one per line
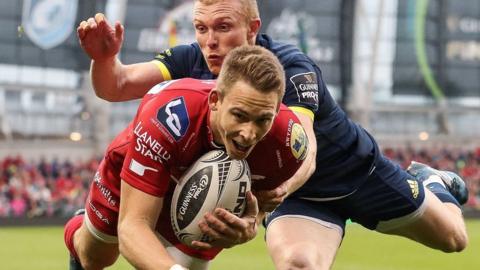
118,180,182,270
78,13,166,101
90,59,164,101
286,111,317,194
253,111,316,212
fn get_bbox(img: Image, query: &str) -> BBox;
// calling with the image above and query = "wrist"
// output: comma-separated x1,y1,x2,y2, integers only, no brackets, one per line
92,55,117,64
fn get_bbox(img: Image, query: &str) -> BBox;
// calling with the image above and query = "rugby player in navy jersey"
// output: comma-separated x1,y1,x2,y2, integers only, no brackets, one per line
78,0,469,269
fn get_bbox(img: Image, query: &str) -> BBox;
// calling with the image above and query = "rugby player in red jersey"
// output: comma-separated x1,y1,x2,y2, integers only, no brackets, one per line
64,45,307,270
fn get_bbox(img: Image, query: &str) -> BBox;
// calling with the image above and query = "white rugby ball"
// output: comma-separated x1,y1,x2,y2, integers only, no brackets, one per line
170,150,251,246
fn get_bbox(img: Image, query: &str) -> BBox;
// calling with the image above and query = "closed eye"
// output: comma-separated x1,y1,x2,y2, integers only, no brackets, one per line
256,117,273,126
232,111,248,122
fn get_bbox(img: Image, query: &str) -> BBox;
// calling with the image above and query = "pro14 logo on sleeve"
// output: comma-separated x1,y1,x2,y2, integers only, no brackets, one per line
157,97,190,141
290,72,319,105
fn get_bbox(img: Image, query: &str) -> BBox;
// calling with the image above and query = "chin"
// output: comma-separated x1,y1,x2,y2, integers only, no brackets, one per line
226,152,241,160
225,149,247,160
208,65,220,75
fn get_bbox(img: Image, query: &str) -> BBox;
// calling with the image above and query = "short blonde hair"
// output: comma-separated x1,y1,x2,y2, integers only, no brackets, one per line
195,0,259,23
217,45,285,107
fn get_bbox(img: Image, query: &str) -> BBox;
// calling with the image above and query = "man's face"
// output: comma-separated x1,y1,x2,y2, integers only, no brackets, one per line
211,80,279,160
193,0,254,75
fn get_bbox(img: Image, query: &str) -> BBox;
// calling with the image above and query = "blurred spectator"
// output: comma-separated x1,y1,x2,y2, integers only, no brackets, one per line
0,147,479,219
10,191,27,217
0,155,100,218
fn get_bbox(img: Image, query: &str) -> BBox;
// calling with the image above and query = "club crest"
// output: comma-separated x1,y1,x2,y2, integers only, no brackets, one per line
22,0,78,50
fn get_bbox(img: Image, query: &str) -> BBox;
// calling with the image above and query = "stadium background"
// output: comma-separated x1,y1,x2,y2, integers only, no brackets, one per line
0,0,479,269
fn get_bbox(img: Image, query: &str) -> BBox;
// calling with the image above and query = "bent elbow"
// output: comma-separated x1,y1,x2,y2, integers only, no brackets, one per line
117,221,131,255
93,87,120,102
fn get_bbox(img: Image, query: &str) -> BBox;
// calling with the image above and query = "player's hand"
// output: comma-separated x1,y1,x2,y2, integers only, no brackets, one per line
77,13,124,61
253,180,289,212
191,191,259,249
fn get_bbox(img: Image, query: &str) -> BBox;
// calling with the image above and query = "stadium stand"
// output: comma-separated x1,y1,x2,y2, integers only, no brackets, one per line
0,147,479,219
0,155,100,218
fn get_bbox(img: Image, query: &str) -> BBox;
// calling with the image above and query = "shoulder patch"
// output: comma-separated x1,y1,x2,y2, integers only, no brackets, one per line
156,97,190,141
289,123,308,161
289,72,319,105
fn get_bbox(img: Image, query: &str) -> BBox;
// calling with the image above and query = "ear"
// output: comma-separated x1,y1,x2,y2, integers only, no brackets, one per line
247,18,261,45
208,89,221,111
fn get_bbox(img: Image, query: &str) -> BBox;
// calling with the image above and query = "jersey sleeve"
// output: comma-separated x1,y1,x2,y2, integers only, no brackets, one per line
152,44,198,80
120,97,176,197
283,60,327,119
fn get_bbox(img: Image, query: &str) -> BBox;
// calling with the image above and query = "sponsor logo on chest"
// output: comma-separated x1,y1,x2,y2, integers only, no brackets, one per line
134,121,172,163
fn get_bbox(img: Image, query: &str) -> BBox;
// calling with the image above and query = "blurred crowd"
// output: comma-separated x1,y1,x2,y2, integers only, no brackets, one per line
1,147,480,218
0,155,100,218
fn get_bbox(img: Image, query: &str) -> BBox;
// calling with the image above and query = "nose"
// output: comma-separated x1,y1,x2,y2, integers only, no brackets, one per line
206,30,218,49
239,122,257,144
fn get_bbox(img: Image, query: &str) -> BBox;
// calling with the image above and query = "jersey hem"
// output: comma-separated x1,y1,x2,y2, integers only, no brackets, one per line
288,106,314,121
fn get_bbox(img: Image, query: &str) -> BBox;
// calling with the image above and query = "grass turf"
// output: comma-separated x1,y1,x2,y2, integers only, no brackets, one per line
1,220,479,269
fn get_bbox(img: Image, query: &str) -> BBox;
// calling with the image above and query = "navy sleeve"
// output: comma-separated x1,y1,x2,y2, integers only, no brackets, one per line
153,44,199,79
282,60,326,113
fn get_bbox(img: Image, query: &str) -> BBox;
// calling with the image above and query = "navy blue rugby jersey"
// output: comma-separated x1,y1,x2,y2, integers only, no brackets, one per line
153,34,380,198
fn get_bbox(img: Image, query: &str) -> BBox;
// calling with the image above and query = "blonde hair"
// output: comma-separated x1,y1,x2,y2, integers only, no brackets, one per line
217,45,285,107
195,0,259,23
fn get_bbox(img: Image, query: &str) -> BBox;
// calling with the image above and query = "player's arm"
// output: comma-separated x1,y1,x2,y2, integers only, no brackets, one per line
252,111,316,212
78,13,167,101
91,59,164,101
286,110,317,194
118,180,184,270
282,63,322,195
254,64,320,211
117,85,187,268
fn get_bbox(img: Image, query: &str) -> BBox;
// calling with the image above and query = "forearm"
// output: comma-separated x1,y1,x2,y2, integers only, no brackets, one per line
286,142,316,194
90,59,163,102
287,113,317,194
90,57,124,101
118,219,175,270
119,180,184,269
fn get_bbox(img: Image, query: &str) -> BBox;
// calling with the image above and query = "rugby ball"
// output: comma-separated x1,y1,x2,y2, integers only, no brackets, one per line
170,150,251,246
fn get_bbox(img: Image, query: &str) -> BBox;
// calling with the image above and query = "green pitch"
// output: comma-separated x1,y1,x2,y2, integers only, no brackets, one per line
1,220,479,269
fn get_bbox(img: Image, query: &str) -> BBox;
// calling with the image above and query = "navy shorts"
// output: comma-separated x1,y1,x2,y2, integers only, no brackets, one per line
265,156,426,233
